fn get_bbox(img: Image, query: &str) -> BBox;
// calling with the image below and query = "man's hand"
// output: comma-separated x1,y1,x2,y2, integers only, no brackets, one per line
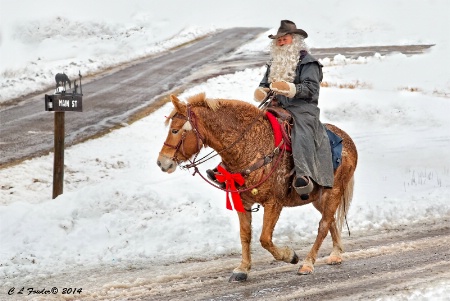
270,81,296,98
254,87,270,102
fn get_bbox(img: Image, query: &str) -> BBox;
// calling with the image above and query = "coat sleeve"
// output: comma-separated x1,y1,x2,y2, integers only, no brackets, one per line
294,62,321,101
259,64,271,88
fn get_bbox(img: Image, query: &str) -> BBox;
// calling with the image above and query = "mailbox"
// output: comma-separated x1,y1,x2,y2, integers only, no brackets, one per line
45,71,83,112
45,93,83,112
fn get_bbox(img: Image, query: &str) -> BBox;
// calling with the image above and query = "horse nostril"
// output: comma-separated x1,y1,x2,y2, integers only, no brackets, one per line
157,160,161,167
168,163,173,169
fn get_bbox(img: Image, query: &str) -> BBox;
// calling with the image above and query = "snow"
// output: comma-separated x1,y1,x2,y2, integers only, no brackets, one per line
1,0,450,299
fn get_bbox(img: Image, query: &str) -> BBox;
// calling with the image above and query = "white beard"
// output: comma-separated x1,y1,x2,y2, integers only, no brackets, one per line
268,35,308,83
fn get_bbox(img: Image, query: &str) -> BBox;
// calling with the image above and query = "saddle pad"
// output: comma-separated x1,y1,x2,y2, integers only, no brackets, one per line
265,111,292,151
326,129,343,171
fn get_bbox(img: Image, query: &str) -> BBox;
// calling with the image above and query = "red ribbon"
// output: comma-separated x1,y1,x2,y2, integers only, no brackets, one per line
215,165,246,212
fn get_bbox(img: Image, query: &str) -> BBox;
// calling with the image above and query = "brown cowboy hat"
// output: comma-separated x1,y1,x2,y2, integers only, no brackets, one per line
268,20,308,39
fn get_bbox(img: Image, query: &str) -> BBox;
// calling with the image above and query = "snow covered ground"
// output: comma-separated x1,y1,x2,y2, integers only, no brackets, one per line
1,0,450,299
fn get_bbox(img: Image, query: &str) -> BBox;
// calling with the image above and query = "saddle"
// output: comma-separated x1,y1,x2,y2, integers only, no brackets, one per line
266,106,293,123
265,106,343,171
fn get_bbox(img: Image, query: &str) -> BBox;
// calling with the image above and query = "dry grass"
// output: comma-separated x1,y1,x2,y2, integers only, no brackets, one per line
432,90,450,98
398,86,422,92
321,80,372,89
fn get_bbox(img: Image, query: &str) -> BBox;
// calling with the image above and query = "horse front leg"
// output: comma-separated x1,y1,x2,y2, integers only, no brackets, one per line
260,202,299,264
229,210,252,282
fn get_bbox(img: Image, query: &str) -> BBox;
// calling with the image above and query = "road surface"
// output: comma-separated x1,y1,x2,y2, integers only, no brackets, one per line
1,218,448,300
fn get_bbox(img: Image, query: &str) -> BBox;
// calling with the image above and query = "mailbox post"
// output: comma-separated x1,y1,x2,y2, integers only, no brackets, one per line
45,72,83,199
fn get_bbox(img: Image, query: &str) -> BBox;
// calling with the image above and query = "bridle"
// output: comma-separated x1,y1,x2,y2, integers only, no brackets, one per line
164,103,265,169
163,105,205,164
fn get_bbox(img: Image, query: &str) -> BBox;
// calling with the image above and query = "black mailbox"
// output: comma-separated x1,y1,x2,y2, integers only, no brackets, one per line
45,93,83,112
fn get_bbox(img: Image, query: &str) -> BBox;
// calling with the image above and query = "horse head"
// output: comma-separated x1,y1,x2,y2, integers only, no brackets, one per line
157,94,205,173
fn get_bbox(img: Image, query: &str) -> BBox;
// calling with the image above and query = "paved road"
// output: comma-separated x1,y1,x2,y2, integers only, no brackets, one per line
0,26,433,167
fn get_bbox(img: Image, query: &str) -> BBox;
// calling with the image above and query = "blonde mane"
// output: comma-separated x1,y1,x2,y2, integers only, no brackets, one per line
164,92,262,127
165,93,221,125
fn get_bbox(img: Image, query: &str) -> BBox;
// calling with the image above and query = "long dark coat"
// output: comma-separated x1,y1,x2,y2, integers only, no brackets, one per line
259,52,334,187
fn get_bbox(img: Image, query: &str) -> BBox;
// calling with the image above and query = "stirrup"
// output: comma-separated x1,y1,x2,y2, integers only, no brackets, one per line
293,176,314,195
206,168,225,188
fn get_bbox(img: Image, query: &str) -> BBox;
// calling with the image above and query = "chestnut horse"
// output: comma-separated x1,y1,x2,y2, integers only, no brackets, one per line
157,93,358,282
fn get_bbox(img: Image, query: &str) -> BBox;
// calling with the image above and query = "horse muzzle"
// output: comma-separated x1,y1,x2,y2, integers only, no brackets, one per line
157,154,177,173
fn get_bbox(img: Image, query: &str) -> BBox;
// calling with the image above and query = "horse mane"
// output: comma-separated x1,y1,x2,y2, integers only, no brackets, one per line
165,92,259,126
187,93,221,111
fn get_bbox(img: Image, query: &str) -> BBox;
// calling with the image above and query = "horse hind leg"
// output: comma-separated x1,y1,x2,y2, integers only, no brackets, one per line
298,213,333,275
327,220,344,265
327,175,354,265
298,176,354,274
298,190,340,275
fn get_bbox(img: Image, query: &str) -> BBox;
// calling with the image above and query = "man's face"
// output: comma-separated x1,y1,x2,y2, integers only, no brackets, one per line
276,34,293,46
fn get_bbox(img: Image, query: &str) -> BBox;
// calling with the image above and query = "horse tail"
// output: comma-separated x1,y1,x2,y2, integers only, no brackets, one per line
335,174,354,234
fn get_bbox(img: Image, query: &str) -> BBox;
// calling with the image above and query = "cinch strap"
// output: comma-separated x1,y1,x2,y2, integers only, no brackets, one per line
215,165,246,212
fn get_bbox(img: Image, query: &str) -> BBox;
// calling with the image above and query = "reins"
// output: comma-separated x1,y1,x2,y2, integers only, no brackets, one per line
191,141,286,194
182,92,277,169
181,108,265,170
166,99,289,196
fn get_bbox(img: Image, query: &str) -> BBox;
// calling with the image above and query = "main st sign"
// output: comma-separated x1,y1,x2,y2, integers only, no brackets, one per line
44,93,83,112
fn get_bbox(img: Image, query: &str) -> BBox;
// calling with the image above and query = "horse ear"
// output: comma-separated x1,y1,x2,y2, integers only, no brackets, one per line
170,94,187,114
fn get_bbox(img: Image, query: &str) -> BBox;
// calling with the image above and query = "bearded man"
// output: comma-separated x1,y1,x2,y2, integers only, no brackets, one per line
254,20,334,199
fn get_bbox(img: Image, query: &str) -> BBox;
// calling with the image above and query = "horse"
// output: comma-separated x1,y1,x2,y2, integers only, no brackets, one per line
157,93,358,282
55,73,71,90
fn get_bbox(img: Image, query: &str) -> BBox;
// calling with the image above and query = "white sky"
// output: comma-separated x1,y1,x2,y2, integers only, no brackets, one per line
1,0,450,299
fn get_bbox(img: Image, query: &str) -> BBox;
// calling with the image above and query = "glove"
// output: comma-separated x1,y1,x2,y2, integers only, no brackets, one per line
270,81,296,98
254,87,270,102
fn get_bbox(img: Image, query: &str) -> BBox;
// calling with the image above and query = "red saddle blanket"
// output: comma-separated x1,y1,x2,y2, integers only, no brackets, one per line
265,111,292,152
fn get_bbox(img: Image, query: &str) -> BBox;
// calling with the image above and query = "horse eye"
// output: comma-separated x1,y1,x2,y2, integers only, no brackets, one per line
171,129,179,134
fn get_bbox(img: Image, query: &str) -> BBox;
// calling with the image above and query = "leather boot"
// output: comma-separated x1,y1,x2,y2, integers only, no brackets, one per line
293,176,314,199
206,168,225,188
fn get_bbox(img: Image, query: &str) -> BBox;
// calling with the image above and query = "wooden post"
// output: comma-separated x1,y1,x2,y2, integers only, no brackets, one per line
52,111,65,199
46,71,83,199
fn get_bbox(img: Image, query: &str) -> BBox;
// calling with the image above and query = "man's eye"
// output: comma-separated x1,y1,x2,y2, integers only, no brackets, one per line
171,129,179,134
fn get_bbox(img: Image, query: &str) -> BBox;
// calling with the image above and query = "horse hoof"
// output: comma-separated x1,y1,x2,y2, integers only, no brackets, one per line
290,252,299,264
229,272,248,282
327,255,342,265
297,265,314,275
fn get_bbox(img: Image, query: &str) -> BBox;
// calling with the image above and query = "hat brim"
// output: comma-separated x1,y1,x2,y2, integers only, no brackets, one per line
268,29,308,39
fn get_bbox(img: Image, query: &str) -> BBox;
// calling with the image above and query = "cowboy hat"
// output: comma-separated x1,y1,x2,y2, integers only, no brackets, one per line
268,20,308,39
